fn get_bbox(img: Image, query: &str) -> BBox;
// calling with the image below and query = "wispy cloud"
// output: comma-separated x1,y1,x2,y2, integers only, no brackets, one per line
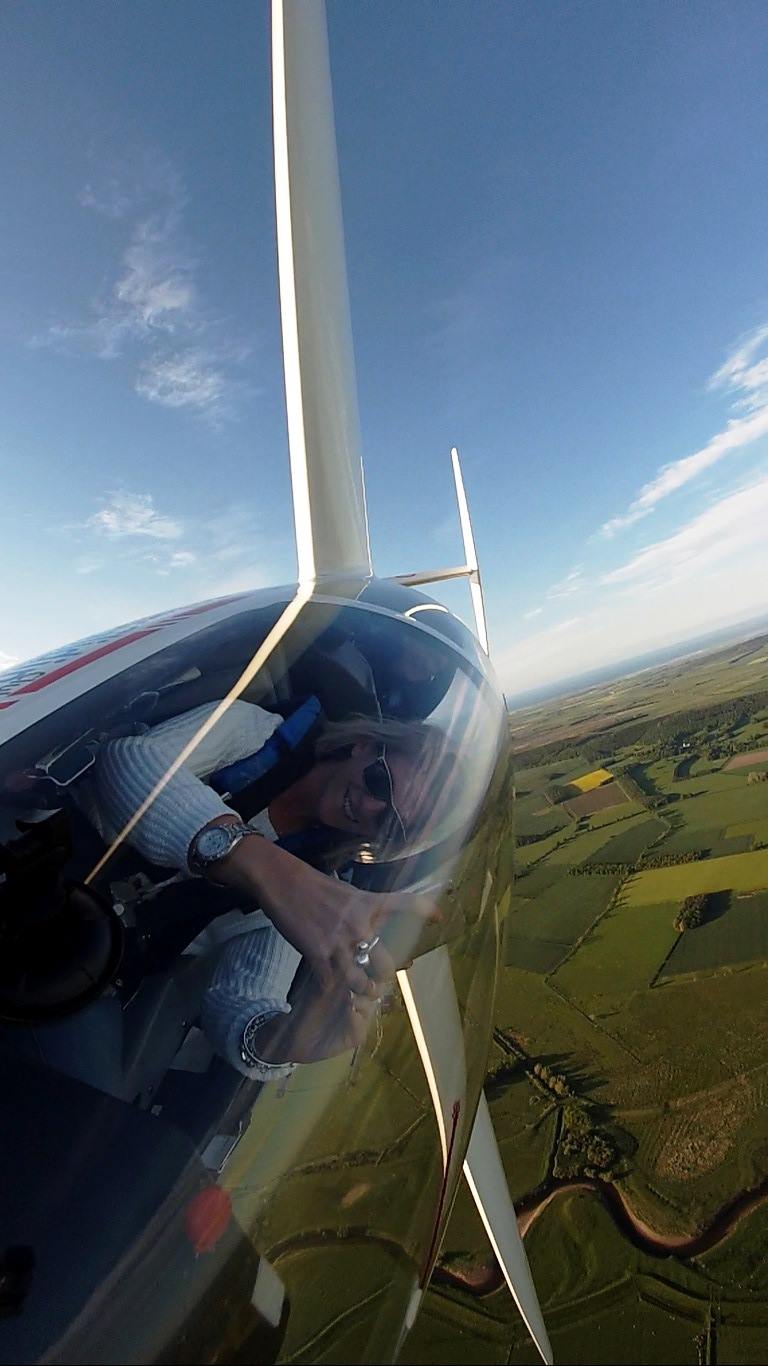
135,350,228,414
73,491,271,586
113,215,196,334
601,324,768,537
546,565,585,599
0,650,19,674
78,151,185,222
75,556,105,575
523,606,543,620
601,470,768,591
708,324,768,404
86,492,183,541
34,188,196,361
32,157,246,420
500,466,768,696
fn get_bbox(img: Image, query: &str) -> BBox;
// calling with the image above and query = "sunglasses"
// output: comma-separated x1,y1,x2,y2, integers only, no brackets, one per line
362,745,408,845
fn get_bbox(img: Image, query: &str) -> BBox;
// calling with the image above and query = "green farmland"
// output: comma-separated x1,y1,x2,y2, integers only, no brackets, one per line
625,849,768,905
660,889,768,976
585,817,667,864
553,899,679,1010
412,625,768,1366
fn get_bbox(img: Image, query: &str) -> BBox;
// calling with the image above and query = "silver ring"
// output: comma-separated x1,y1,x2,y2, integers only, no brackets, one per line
354,935,380,967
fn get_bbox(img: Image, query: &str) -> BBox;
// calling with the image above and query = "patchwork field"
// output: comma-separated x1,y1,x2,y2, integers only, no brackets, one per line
509,872,621,943
571,767,613,792
417,628,768,1366
553,899,678,1011
725,746,768,770
659,889,768,977
725,816,768,842
586,798,646,828
624,849,768,905
563,780,625,817
585,817,667,864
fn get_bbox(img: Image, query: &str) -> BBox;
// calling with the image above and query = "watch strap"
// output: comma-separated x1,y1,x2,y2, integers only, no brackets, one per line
188,821,259,878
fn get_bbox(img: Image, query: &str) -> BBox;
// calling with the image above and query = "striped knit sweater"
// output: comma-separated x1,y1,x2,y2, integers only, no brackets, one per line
93,700,301,1080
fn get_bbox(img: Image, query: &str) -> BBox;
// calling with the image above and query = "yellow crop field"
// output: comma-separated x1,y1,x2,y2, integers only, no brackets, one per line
624,850,768,906
571,767,613,793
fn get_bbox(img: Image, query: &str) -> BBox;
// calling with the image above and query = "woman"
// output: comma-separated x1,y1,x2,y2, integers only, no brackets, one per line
91,698,446,1081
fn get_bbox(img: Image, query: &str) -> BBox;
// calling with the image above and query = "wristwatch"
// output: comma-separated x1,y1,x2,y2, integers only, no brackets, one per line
188,821,259,878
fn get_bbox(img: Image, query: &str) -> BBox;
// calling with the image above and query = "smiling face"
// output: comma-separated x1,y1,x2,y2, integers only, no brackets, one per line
313,742,422,845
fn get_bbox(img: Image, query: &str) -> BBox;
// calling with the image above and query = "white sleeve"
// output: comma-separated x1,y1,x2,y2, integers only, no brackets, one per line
201,924,302,1081
93,700,281,871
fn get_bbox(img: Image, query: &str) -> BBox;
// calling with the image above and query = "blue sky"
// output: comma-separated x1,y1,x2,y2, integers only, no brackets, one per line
3,1,768,696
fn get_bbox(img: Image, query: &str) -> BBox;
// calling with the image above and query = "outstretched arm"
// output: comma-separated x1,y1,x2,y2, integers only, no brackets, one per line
204,824,440,994
93,700,280,868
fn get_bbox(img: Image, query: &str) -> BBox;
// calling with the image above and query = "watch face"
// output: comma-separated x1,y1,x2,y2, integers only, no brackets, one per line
196,826,233,863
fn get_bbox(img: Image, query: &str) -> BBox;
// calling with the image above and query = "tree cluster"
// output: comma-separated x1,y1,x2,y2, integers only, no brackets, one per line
639,850,704,868
568,862,628,876
674,893,710,932
615,770,649,805
555,1103,620,1181
530,1061,573,1098
567,849,705,877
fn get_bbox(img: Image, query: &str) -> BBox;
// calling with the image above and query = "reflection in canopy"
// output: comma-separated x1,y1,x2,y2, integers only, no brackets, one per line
0,580,511,1365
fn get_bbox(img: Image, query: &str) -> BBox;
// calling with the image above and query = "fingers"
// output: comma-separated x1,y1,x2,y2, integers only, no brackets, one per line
370,892,442,927
406,893,442,924
328,950,378,997
367,940,396,982
350,992,378,1024
347,991,378,1048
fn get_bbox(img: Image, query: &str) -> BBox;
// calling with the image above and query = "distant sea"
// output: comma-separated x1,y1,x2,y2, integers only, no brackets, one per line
507,611,768,711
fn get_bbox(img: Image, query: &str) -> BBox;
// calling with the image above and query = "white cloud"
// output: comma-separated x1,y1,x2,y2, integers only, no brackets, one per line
78,151,185,221
34,196,196,361
113,214,195,333
523,606,543,620
709,323,768,396
499,474,768,696
74,493,271,585
601,471,768,590
87,492,183,541
31,158,245,421
0,650,19,673
167,550,197,568
135,351,227,413
546,566,585,599
601,324,768,537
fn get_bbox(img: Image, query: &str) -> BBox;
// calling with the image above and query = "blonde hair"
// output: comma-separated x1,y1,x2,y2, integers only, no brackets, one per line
315,713,444,764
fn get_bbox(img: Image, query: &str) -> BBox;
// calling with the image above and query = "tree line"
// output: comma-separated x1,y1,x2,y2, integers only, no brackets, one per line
568,850,705,876
515,826,563,847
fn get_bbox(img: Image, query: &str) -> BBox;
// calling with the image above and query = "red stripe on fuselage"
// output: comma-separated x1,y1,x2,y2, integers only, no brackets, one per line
0,594,248,710
0,629,158,708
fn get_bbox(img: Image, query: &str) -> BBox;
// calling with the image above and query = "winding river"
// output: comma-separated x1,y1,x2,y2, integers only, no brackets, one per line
436,1174,768,1296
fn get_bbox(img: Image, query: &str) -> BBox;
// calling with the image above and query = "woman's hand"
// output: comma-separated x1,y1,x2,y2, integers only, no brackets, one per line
252,966,382,1065
205,820,439,992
